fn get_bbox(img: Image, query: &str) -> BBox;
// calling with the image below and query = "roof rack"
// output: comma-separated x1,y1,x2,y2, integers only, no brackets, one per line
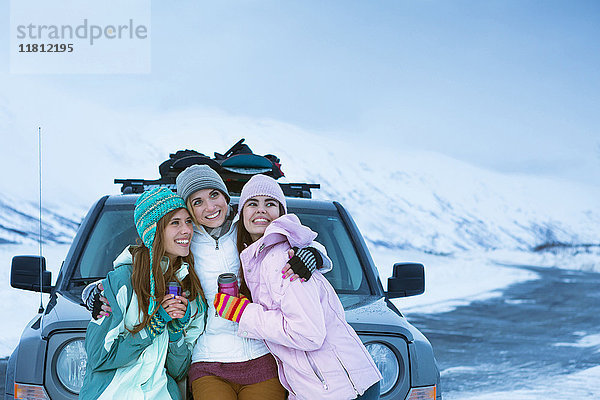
114,139,320,199
114,178,320,199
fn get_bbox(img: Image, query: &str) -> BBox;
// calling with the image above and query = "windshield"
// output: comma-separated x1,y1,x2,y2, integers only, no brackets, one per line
69,205,371,296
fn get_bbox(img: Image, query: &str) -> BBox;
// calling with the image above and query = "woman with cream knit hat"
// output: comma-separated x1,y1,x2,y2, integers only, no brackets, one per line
214,175,382,400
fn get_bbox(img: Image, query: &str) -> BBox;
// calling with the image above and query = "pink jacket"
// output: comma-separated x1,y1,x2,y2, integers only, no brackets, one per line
238,214,382,400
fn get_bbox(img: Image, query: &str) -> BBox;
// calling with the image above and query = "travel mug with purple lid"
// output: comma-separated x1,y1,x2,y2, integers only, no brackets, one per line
217,273,239,297
167,281,181,297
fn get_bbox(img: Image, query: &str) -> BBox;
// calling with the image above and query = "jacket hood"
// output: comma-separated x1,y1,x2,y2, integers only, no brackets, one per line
113,247,132,268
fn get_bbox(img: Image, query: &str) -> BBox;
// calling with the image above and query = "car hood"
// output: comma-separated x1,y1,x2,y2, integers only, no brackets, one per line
41,293,91,337
341,294,424,343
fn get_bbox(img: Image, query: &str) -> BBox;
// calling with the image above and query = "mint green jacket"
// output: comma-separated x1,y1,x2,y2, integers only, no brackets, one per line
80,250,206,400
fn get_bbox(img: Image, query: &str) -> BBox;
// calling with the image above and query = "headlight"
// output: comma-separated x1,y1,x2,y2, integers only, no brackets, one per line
365,342,400,395
55,339,87,393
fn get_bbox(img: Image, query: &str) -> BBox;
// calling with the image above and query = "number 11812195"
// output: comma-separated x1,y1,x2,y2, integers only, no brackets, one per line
19,43,74,52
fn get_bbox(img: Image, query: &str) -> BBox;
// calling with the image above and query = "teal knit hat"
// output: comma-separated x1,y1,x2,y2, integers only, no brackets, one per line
134,187,186,314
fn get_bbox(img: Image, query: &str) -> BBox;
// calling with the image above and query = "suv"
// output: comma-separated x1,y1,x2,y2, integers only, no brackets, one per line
6,149,441,400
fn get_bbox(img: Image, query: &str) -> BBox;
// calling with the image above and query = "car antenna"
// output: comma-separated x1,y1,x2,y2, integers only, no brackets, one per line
37,127,44,314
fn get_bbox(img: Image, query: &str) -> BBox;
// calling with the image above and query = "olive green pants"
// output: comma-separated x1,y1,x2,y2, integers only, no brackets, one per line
191,375,287,400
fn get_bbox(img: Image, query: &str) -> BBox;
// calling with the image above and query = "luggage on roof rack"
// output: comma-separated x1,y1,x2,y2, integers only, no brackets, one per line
158,150,222,179
115,139,318,198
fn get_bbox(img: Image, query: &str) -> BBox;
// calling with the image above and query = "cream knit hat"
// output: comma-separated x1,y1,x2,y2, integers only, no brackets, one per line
237,174,287,216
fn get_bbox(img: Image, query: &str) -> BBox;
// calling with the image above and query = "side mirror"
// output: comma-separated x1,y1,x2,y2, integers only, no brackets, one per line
11,256,52,293
386,262,424,299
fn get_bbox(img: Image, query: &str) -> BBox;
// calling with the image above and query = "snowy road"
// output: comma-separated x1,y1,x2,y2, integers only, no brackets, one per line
407,264,600,399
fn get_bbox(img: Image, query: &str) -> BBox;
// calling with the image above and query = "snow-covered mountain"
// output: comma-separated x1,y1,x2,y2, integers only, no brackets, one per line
0,193,80,245
0,113,598,254
307,150,600,254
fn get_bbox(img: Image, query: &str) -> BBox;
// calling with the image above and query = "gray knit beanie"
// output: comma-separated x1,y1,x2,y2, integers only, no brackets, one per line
176,165,230,203
238,174,287,216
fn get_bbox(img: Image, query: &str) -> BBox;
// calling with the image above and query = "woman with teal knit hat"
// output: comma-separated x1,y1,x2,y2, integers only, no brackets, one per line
80,187,207,400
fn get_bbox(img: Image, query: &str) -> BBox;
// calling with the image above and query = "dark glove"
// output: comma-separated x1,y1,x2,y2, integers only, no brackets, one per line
82,282,103,320
288,246,323,281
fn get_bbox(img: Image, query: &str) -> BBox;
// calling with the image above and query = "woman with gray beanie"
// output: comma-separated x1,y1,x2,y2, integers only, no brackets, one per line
175,164,332,400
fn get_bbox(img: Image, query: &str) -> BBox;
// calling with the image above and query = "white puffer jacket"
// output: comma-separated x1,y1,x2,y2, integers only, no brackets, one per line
191,215,268,362
191,215,332,364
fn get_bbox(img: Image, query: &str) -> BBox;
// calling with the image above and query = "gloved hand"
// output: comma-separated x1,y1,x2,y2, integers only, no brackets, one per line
287,246,323,281
214,293,250,323
147,306,172,340
82,281,112,319
82,281,103,319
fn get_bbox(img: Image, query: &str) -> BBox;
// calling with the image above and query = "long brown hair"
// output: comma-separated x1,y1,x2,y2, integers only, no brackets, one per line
129,208,205,334
236,200,286,300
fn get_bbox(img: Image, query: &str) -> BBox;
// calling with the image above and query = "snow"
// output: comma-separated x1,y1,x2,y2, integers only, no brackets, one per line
0,192,81,245
554,333,600,351
0,243,70,357
368,245,600,315
369,246,539,314
448,365,600,400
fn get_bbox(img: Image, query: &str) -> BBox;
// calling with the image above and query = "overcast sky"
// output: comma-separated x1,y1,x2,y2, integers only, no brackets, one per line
1,0,599,187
